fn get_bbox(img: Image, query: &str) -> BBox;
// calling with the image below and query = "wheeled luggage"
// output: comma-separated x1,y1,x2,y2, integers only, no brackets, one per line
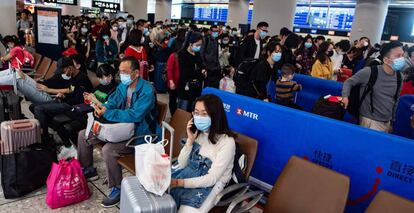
120,176,177,213
120,121,177,213
0,119,41,155
0,90,21,121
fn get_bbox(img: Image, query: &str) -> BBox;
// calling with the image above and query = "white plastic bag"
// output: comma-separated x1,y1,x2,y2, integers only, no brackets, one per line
135,136,171,196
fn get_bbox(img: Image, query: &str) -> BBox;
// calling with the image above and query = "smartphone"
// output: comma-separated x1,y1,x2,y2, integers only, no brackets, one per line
190,118,197,133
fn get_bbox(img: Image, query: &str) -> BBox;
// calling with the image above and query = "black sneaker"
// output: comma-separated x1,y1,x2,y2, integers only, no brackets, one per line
101,187,121,208
82,167,99,181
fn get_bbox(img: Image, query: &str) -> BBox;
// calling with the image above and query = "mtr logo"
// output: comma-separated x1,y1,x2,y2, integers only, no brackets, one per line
236,108,259,120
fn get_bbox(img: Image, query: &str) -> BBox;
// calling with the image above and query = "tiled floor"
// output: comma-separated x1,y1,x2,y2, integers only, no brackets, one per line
0,93,263,212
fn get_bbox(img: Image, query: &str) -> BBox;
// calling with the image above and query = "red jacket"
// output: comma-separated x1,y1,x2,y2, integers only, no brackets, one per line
401,81,414,96
125,46,148,62
167,53,179,89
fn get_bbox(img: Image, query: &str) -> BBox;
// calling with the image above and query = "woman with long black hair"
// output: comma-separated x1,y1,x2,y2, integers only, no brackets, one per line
177,31,205,112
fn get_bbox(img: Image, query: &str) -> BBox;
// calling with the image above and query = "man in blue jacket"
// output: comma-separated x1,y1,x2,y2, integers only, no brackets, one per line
77,56,158,208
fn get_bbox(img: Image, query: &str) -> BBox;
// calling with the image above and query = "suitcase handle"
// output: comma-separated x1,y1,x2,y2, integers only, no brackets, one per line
12,121,34,129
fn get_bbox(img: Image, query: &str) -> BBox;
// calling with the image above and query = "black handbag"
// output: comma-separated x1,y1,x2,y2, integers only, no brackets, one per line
188,79,202,90
0,144,56,199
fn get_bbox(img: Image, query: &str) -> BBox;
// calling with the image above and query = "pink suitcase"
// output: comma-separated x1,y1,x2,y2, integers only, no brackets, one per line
0,119,41,155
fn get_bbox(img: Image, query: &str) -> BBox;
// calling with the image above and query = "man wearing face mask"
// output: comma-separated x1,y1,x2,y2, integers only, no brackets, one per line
201,25,221,88
77,56,158,208
342,41,404,132
33,57,92,142
238,22,268,62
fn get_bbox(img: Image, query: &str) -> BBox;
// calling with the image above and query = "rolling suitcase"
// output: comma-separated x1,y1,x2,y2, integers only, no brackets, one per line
120,176,176,213
0,119,41,155
120,122,177,213
0,90,21,121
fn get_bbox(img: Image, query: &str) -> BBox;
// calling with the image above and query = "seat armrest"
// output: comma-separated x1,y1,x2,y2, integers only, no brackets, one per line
226,190,264,213
216,183,249,206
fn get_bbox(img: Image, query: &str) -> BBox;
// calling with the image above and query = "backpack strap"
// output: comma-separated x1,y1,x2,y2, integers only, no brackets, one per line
359,66,378,112
395,71,402,102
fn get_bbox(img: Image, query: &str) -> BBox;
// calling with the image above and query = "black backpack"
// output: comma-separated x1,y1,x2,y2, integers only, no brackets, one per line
347,66,402,120
234,58,261,97
312,96,345,120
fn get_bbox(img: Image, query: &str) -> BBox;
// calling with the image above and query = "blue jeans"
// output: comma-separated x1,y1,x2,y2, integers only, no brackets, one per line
170,142,213,208
154,62,167,93
0,69,52,104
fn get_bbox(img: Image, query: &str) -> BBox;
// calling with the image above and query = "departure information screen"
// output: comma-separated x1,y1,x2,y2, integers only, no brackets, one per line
193,4,228,22
294,5,354,31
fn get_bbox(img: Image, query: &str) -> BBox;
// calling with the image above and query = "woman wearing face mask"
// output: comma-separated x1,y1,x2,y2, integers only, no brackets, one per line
0,35,25,70
74,24,92,59
218,33,231,68
311,42,334,80
110,21,120,48
177,31,205,112
95,27,118,66
249,41,282,101
331,40,351,81
294,35,316,75
170,94,236,213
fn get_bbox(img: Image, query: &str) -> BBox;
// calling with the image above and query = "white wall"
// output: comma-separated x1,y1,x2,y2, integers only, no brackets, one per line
122,0,148,20
155,0,172,22
252,0,296,34
350,0,389,44
227,0,250,27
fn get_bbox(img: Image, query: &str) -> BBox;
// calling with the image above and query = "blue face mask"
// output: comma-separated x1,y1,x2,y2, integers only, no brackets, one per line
304,42,313,49
271,52,282,62
143,28,149,36
192,45,201,53
212,32,219,39
102,35,109,40
99,78,110,86
120,73,133,85
391,57,405,72
259,30,267,40
61,74,71,80
194,115,211,132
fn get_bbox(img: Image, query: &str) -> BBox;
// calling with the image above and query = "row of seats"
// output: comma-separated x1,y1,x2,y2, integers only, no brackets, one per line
27,52,57,81
93,103,414,212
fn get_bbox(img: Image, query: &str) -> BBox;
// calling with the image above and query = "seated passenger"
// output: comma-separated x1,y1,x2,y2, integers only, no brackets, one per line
0,35,52,104
57,64,118,157
275,64,302,109
170,94,236,213
77,56,158,208
33,57,93,142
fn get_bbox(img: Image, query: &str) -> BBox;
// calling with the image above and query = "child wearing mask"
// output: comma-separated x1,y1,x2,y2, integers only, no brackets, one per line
218,34,231,68
276,64,302,109
219,66,235,93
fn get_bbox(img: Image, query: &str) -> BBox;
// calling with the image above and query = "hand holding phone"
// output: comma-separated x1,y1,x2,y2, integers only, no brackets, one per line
186,118,197,145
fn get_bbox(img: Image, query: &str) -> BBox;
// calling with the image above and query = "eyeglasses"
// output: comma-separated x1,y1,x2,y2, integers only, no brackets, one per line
192,111,208,117
260,28,268,33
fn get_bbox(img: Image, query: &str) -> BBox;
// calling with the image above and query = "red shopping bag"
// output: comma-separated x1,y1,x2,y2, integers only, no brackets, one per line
46,158,91,209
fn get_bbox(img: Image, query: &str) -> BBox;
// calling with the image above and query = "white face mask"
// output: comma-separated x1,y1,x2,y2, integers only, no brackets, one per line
112,26,118,31
141,36,145,44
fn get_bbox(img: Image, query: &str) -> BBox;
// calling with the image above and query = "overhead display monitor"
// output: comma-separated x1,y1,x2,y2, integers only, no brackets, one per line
294,4,354,32
193,4,228,22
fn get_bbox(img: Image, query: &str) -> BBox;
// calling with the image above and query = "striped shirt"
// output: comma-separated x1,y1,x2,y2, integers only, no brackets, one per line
276,80,302,103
